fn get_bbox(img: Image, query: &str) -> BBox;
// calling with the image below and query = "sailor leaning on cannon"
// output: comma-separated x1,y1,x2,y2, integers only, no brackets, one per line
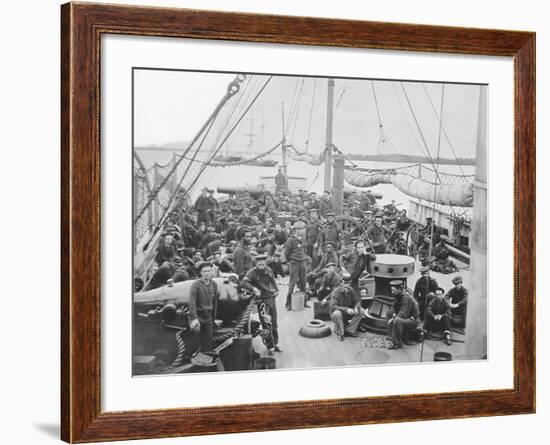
239,254,283,356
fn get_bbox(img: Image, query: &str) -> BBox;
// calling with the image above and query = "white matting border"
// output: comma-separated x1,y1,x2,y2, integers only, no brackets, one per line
101,34,513,412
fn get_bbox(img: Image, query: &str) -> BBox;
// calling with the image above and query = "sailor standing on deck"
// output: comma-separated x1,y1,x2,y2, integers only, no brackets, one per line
240,254,282,355
317,211,341,253
284,220,309,310
194,187,211,226
233,227,254,279
305,208,323,268
188,261,220,355
275,167,287,195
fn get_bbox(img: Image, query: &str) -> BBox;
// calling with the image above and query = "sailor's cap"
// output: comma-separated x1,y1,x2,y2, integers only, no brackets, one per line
196,261,213,272
452,275,463,284
293,221,306,229
341,272,352,282
254,254,268,262
389,279,403,287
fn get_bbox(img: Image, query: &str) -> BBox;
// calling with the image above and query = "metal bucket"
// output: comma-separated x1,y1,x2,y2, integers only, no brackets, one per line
291,292,305,311
254,357,277,369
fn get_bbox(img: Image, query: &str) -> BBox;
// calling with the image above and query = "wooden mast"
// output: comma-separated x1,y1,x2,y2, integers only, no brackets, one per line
281,102,288,186
324,78,335,192
464,85,488,359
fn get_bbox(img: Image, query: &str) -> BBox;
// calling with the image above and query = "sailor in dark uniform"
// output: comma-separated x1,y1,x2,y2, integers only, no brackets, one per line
446,275,468,328
424,287,452,345
330,272,363,341
188,261,220,354
386,280,420,349
284,221,309,310
240,254,282,355
366,215,389,254
413,265,439,319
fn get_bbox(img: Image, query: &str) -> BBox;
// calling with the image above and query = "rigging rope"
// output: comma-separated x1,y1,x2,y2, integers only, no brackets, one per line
400,82,442,184
174,140,283,167
392,82,426,156
334,81,347,114
133,73,247,224
290,78,305,143
305,78,317,152
421,84,466,176
371,81,383,126
183,76,274,198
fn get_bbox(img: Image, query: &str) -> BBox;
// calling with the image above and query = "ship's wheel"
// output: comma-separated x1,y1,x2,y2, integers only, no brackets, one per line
335,216,365,246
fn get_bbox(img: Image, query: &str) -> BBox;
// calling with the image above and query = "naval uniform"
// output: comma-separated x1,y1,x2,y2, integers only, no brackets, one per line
330,284,363,336
386,292,420,346
188,279,219,353
446,286,468,328
240,267,280,349
284,235,308,308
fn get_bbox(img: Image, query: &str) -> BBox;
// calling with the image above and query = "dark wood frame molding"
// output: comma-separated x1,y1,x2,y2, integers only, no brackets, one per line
61,2,536,442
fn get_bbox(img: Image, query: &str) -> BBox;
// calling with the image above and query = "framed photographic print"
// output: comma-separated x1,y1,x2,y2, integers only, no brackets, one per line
61,2,535,442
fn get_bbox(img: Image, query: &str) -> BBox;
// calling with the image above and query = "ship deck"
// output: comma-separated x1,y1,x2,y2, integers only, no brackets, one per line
250,259,470,369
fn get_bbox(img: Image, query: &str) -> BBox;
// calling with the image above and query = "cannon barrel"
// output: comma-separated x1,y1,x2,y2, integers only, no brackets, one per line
344,188,383,200
217,184,266,197
134,278,241,307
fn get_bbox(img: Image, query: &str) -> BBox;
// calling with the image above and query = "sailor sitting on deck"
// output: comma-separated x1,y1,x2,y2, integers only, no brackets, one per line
341,239,377,295
423,287,453,345
366,215,390,254
413,265,439,320
330,272,364,341
317,262,342,305
386,280,420,350
306,241,338,296
446,275,468,329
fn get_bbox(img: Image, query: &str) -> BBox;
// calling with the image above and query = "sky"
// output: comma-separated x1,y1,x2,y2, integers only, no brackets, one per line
134,68,484,160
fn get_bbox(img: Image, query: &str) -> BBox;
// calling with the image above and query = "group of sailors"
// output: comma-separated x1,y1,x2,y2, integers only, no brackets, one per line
137,185,467,356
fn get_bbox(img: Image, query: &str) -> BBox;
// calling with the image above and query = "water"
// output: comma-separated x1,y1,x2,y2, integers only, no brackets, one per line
136,150,475,215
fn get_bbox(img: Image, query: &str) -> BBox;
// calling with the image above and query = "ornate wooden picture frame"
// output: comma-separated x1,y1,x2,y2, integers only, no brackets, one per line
61,2,535,442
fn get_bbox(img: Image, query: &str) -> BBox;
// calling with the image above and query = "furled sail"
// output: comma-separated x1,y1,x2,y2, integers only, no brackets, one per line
289,151,324,166
343,167,474,207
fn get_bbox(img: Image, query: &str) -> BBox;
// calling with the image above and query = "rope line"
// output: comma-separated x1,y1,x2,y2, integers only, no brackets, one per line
134,73,247,224
400,82,442,184
421,84,466,176
305,78,317,152
182,77,274,198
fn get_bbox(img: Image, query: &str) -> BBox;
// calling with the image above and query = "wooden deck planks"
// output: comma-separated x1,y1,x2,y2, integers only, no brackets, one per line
250,263,469,371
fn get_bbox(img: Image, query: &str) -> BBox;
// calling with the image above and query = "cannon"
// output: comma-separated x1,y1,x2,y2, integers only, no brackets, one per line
216,184,267,198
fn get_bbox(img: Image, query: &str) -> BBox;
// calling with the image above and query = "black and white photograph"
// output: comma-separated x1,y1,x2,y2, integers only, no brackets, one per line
132,69,487,375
